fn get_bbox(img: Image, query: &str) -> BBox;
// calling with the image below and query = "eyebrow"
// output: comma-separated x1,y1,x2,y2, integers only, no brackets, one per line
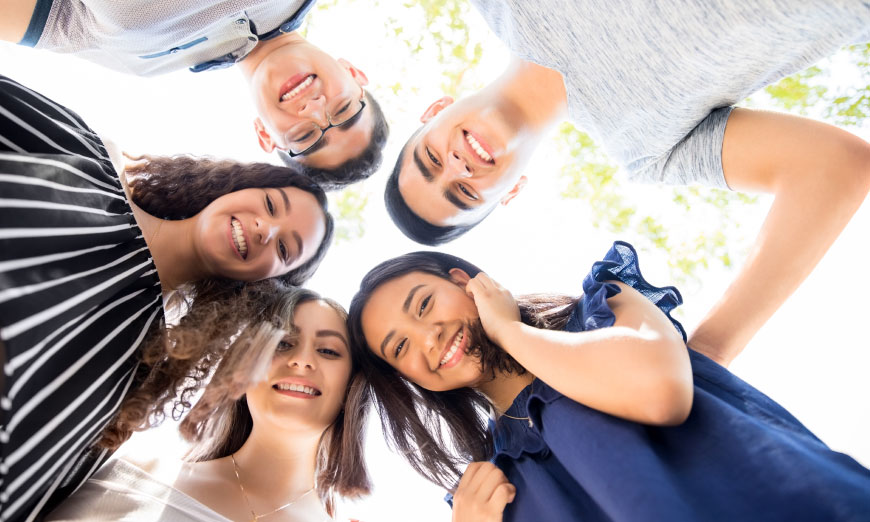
278,188,290,213
379,284,425,359
316,329,348,347
292,231,303,263
444,189,470,210
412,147,434,182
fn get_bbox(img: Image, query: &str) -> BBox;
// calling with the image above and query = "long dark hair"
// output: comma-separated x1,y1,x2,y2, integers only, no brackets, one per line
125,154,335,286
347,251,578,491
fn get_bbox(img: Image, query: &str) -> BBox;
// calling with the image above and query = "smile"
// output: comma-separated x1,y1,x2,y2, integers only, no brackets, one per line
273,382,321,396
280,74,315,102
439,328,466,368
231,217,248,259
464,130,494,164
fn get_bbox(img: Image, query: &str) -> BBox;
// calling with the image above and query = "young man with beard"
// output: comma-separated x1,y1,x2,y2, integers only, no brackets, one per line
386,1,870,365
1,0,389,188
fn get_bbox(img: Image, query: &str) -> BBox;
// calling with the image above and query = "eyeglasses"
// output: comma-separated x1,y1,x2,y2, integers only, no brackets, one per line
283,97,367,157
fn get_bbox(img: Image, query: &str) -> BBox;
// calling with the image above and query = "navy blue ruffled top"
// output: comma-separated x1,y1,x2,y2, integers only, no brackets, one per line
493,241,870,522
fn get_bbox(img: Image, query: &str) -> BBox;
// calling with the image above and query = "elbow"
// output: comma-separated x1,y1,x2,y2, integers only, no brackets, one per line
643,376,694,426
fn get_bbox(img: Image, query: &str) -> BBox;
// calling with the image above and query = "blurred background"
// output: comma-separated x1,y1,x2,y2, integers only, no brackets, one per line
3,1,869,519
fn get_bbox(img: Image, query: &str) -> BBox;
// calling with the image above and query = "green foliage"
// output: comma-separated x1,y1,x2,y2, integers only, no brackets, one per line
330,189,369,244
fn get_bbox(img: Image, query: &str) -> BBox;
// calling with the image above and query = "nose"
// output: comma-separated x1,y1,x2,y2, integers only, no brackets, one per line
446,151,472,179
287,345,316,370
422,323,443,353
298,95,328,127
255,217,280,245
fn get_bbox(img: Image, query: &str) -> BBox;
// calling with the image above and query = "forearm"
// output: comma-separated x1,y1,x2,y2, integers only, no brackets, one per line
500,295,691,425
690,109,870,366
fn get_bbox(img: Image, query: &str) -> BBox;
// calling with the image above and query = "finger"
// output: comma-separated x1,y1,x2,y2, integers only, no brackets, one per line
458,461,482,490
478,464,511,502
490,483,516,508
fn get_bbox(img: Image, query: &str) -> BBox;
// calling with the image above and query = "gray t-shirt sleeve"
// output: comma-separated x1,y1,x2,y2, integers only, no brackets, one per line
626,106,733,189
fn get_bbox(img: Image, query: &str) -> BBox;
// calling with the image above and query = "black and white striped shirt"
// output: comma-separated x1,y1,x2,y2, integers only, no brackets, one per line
0,76,163,521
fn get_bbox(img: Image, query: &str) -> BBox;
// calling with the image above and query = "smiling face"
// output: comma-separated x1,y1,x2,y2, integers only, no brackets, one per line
247,37,374,170
360,270,487,392
194,186,326,282
245,300,352,432
396,95,534,227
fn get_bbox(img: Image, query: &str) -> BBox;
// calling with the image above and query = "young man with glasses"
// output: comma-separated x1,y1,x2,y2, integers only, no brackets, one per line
386,1,870,369
1,0,389,188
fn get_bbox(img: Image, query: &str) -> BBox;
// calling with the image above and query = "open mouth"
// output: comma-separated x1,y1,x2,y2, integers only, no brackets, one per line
439,328,466,368
273,382,322,396
279,74,316,102
463,130,495,164
231,217,248,260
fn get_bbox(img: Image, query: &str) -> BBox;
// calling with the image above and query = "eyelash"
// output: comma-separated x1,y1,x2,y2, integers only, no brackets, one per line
266,194,275,215
275,341,342,358
266,193,290,262
394,339,406,358
458,184,477,200
426,147,441,167
419,295,431,316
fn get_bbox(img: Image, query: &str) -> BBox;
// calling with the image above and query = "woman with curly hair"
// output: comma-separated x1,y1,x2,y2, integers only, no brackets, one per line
346,243,870,522
48,282,371,521
0,75,334,521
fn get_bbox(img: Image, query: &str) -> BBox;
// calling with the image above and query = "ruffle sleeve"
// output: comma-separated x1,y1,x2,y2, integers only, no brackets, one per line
565,240,687,341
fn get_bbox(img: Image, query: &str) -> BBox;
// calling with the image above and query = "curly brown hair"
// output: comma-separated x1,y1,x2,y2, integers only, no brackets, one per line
125,154,335,287
100,281,371,514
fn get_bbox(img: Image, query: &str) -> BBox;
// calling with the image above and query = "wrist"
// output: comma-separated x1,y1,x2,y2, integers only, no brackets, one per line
493,320,525,352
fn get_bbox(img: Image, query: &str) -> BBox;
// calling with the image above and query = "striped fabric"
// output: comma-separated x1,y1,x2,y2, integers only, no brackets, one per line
0,76,163,522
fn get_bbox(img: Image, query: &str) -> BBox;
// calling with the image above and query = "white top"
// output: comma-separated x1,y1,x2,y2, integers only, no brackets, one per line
45,458,232,522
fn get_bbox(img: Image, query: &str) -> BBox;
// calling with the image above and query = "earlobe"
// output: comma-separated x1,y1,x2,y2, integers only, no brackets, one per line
500,176,528,206
421,96,455,123
337,58,369,87
448,268,472,287
253,118,276,153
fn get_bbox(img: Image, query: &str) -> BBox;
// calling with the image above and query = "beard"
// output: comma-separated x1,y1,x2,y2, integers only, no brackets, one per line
464,318,527,379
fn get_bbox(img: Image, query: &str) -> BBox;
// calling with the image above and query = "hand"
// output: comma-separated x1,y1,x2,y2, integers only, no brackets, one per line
465,272,521,349
452,462,516,522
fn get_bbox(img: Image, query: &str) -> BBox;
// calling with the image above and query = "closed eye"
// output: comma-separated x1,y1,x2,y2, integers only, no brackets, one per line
426,147,441,167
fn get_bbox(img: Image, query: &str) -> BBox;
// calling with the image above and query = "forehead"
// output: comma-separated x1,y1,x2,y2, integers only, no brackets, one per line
293,300,346,333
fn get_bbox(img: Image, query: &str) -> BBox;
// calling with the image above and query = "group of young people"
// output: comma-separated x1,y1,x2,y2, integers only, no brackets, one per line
2,1,870,521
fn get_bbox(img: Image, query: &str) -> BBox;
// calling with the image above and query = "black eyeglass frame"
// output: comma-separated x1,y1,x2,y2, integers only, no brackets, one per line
284,98,367,158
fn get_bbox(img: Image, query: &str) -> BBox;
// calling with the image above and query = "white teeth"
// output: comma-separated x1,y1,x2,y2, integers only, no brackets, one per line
280,75,314,102
231,218,247,258
440,330,464,366
465,132,493,162
275,383,319,395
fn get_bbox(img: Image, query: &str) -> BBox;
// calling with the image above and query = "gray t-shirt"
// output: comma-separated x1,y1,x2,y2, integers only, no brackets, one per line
29,0,308,76
471,0,870,187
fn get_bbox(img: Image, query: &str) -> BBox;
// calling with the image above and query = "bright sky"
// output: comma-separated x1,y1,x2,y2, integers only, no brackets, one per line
2,1,869,520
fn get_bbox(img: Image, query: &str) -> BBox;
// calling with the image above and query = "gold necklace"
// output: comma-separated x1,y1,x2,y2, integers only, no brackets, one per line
230,453,315,522
500,412,534,428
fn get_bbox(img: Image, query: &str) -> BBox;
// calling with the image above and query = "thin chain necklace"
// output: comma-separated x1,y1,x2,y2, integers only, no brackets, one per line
231,453,315,522
500,412,534,427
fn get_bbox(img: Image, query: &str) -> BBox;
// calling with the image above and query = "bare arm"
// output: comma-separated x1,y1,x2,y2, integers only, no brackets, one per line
689,108,870,367
468,275,693,426
0,0,37,43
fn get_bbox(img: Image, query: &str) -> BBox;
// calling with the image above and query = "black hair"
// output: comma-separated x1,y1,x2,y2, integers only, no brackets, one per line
279,91,389,190
347,251,578,490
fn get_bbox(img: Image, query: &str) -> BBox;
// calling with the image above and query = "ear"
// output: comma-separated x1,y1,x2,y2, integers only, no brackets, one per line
447,268,472,288
421,96,454,123
337,58,369,87
253,117,276,153
500,176,528,206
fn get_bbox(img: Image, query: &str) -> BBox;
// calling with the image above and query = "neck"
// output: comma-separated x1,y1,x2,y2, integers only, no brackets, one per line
487,57,567,134
232,424,321,498
476,370,536,414
238,32,305,80
119,168,209,292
